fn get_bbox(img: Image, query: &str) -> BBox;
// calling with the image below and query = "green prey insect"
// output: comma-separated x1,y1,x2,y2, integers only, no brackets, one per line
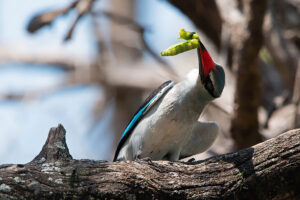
161,29,200,56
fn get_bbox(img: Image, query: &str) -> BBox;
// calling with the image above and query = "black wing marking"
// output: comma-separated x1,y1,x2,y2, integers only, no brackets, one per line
113,80,174,161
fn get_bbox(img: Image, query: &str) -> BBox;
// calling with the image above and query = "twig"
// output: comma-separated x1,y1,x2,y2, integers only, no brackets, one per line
27,0,79,33
64,0,95,41
92,10,177,76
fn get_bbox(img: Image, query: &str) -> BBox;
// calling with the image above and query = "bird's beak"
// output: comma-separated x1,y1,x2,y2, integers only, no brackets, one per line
197,42,216,83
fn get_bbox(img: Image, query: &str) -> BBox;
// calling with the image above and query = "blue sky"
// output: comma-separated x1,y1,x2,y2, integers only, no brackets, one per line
0,0,96,60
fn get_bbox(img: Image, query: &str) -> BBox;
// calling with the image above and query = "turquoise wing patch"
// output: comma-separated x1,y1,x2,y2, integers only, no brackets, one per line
113,80,174,161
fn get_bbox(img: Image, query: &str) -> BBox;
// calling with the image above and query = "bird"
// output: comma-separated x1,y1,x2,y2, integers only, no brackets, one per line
113,40,225,162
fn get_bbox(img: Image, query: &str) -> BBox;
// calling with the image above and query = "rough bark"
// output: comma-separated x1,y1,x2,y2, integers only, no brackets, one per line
0,124,299,200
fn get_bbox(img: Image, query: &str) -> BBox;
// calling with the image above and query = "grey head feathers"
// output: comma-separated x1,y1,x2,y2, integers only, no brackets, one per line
209,64,225,98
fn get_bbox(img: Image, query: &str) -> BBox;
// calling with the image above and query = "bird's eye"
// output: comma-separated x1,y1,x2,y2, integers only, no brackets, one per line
204,76,214,96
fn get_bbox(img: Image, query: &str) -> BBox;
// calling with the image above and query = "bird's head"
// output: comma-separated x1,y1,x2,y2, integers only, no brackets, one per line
197,42,225,98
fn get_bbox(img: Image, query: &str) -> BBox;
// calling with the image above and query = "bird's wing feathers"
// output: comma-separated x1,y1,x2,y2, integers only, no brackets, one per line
113,80,174,161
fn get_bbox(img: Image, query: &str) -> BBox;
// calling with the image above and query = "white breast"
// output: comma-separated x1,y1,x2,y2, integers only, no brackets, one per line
117,69,213,161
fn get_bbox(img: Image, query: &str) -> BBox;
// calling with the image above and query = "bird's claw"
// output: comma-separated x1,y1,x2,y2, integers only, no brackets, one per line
141,157,152,163
135,156,152,163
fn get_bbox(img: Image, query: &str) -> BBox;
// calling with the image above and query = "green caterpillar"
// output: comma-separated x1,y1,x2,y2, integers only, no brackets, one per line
161,29,200,56
161,39,200,56
178,28,199,40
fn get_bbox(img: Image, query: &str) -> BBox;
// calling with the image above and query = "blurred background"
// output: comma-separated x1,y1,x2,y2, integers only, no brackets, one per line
0,0,299,164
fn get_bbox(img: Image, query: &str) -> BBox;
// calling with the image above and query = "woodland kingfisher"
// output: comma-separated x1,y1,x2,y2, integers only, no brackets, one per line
113,29,225,161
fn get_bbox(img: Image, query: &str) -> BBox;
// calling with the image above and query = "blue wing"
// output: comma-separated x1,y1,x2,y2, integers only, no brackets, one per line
113,80,174,161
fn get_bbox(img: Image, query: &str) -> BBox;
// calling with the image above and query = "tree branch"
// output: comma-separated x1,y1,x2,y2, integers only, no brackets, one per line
0,125,299,199
27,0,96,42
91,10,176,75
27,0,79,33
0,45,90,71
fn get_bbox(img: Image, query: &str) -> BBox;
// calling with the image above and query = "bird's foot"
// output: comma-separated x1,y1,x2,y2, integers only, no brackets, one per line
187,158,195,163
135,156,152,164
141,157,152,163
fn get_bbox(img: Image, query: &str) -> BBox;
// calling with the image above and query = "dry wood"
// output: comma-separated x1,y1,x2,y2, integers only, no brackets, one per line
0,124,299,199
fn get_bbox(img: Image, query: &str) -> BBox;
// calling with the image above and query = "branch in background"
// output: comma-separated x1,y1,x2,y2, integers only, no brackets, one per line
0,44,174,92
263,1,298,94
0,45,91,71
0,125,299,199
229,0,267,149
27,0,176,75
64,0,95,41
27,0,79,33
0,83,76,102
0,64,170,102
92,10,177,76
27,0,97,42
99,10,145,32
101,65,171,90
